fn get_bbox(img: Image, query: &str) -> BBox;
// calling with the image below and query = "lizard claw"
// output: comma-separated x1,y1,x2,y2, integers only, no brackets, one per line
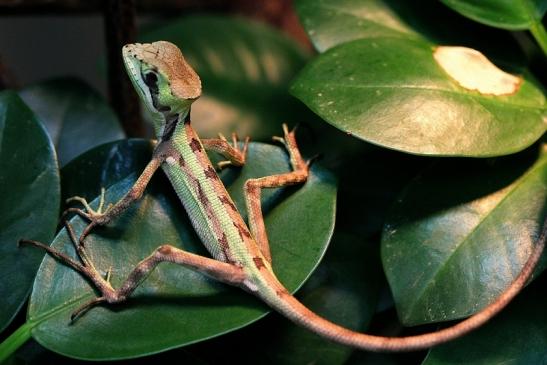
272,123,296,145
64,188,112,221
62,187,113,245
216,133,250,170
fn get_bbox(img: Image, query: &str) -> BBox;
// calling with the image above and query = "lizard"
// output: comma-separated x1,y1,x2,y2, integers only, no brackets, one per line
21,41,546,352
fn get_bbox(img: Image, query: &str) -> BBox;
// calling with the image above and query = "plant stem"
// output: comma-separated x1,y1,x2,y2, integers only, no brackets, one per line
0,321,33,363
530,20,547,57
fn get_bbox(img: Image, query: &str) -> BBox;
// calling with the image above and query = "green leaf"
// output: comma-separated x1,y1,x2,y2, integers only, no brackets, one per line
441,0,547,30
294,0,525,60
295,0,422,52
335,149,430,236
291,38,546,156
19,78,124,167
141,15,311,141
0,91,60,332
346,352,400,365
26,140,337,360
60,139,153,204
381,146,546,325
422,277,547,365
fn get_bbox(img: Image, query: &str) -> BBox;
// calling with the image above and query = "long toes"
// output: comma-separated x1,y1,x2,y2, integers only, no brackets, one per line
281,123,291,136
70,296,107,322
272,135,285,144
306,154,321,167
63,208,92,221
217,160,232,170
242,137,250,156
18,239,87,273
79,222,98,246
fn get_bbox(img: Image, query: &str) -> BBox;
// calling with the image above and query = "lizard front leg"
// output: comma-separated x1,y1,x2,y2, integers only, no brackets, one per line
19,223,246,321
65,144,170,245
244,124,309,263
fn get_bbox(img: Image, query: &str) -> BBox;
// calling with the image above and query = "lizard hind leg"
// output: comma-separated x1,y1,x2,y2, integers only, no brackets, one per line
20,223,246,321
244,124,310,263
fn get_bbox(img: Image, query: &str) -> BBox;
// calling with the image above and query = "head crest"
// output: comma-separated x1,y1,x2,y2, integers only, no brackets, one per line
123,41,201,99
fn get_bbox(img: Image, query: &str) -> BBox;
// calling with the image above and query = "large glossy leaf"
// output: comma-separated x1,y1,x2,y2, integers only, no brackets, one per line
382,146,546,325
291,38,546,156
26,140,336,360
60,139,153,204
0,91,60,332
441,0,547,30
335,149,430,236
294,0,525,61
140,15,311,141
295,0,421,52
19,78,124,167
422,276,547,365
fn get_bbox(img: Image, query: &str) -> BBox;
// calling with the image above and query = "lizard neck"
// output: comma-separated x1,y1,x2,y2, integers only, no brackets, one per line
162,110,190,142
152,105,190,143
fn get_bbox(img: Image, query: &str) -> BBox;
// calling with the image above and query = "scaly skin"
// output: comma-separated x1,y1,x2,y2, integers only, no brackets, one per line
21,41,546,352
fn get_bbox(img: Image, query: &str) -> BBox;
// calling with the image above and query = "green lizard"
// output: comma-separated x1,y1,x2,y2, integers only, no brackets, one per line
22,41,546,352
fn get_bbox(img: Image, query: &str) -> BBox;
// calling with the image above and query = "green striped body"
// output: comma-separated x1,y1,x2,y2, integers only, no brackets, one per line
161,122,274,288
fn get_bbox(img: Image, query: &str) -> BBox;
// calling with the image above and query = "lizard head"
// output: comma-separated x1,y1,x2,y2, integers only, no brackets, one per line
122,41,202,136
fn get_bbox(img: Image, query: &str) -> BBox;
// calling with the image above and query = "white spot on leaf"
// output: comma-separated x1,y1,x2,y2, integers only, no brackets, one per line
434,46,521,96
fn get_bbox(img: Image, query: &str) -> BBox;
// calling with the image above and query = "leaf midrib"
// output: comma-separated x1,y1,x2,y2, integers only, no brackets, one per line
405,154,546,323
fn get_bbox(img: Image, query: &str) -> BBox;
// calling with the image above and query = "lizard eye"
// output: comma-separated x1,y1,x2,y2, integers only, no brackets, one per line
143,71,158,89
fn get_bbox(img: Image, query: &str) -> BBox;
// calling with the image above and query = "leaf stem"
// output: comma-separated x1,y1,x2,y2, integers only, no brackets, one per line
530,20,547,57
0,321,34,363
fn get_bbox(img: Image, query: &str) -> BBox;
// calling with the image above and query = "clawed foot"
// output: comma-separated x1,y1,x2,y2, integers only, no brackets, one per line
217,132,250,170
65,187,112,221
63,188,113,245
273,123,312,170
19,186,123,319
18,221,116,321
272,123,293,145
